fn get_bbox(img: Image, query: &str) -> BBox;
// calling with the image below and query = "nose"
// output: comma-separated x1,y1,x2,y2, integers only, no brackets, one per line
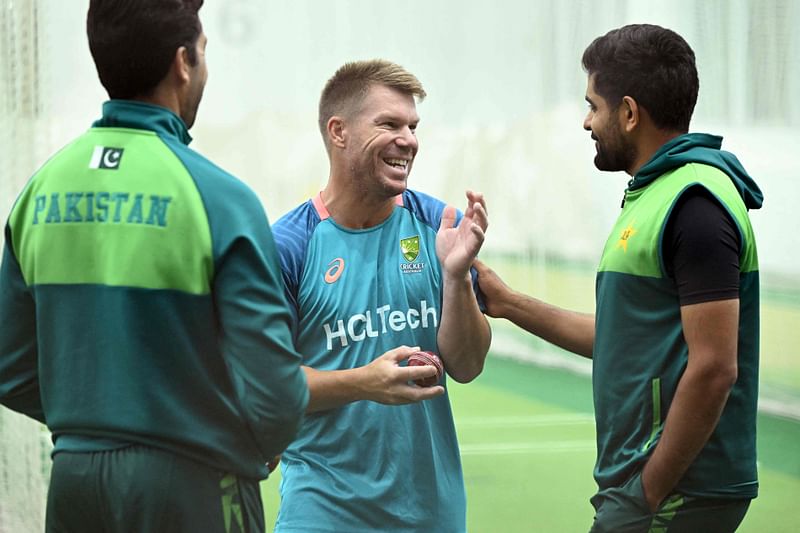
583,112,592,131
396,127,418,152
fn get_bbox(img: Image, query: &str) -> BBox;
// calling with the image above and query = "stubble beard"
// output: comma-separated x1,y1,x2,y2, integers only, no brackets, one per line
593,128,636,173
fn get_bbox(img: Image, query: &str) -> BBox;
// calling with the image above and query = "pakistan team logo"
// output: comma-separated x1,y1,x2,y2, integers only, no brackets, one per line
89,146,124,170
400,235,424,274
400,236,420,262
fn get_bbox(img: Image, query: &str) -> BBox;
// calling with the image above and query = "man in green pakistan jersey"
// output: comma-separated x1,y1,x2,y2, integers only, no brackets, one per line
475,24,762,533
0,1,308,532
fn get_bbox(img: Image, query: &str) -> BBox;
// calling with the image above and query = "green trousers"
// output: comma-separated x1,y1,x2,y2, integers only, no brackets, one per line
46,445,265,533
589,470,751,533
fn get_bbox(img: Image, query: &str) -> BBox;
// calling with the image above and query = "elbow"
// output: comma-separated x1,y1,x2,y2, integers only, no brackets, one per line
446,358,486,384
694,359,738,396
262,377,310,452
283,378,310,426
711,355,739,390
261,393,308,456
719,363,738,391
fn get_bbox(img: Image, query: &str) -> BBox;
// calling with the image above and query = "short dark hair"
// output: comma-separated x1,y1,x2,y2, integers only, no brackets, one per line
318,59,426,149
582,24,699,133
87,0,204,99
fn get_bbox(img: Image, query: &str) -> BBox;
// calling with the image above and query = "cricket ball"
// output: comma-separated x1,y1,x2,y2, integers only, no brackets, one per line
408,351,444,387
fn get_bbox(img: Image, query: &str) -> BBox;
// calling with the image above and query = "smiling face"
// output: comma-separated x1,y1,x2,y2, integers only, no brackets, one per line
342,84,420,199
583,75,636,173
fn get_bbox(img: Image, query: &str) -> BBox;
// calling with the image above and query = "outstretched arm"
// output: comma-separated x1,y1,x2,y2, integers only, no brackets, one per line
473,259,595,358
436,191,492,383
303,345,445,413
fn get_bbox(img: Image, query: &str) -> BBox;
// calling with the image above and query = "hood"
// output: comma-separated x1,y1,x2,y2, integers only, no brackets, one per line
632,133,763,209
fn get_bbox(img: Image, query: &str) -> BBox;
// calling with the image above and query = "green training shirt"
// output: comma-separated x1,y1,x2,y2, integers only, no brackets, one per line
0,100,308,479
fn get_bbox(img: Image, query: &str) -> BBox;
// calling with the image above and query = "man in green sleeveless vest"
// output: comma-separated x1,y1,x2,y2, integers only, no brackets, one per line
475,24,762,532
0,1,308,531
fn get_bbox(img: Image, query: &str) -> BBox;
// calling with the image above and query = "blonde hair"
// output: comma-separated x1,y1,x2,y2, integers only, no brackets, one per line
318,59,426,147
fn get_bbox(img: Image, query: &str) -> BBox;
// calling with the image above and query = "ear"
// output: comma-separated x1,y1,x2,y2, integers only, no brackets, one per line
620,96,639,133
327,116,346,149
173,45,192,85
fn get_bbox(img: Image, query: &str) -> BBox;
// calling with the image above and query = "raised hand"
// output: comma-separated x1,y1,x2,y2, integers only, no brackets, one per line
436,190,488,280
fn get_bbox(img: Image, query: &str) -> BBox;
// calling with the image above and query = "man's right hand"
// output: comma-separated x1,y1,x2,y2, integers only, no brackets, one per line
359,346,445,405
473,259,513,319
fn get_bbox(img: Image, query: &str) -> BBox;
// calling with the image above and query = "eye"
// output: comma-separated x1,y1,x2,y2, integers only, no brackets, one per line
409,124,418,135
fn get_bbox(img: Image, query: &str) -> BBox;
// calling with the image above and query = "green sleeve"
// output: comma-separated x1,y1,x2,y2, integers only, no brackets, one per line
0,225,45,424
167,139,309,459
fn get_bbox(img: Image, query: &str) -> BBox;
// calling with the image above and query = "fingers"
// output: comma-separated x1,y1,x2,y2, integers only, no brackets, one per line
439,205,457,232
470,218,486,245
381,346,440,381
384,383,446,404
473,258,489,273
473,258,500,282
406,385,445,401
466,190,487,215
383,345,420,363
461,191,488,241
368,346,446,405
403,362,439,382
470,199,488,232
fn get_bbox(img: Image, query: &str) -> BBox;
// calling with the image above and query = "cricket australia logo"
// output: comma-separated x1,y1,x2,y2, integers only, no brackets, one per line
400,235,425,274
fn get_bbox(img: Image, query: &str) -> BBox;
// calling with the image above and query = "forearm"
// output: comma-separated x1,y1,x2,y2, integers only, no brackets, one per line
303,348,445,413
303,365,368,413
641,360,736,507
437,273,491,383
499,289,594,358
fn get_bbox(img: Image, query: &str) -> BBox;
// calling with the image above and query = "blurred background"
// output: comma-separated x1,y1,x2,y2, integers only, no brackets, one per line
1,0,798,531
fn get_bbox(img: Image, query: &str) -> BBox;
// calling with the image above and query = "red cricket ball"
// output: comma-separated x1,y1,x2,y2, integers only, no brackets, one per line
408,351,443,387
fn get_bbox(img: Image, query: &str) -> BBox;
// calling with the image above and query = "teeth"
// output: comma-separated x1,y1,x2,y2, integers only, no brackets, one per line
385,158,408,168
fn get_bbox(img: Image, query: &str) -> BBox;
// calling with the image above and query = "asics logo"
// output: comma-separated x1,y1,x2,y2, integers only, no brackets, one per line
324,258,345,284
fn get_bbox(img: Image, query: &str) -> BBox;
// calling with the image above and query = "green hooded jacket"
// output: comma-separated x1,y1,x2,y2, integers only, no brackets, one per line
593,133,761,499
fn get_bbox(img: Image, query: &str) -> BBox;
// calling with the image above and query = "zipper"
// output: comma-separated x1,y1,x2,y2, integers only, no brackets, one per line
621,178,634,208
641,377,662,452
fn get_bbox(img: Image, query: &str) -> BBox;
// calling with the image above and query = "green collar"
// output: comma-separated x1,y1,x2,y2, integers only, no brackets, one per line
93,100,193,146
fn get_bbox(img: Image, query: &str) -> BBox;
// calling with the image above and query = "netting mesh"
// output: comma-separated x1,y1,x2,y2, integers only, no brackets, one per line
0,1,798,529
1,2,52,531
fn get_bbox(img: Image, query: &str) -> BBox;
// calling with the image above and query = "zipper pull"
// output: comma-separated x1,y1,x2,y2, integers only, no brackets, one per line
620,178,634,208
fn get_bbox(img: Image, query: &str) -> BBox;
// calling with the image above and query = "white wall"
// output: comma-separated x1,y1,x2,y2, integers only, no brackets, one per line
2,0,798,283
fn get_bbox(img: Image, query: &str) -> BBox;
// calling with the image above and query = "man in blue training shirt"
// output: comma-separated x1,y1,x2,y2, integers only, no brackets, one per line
271,59,491,533
475,24,760,533
0,1,308,531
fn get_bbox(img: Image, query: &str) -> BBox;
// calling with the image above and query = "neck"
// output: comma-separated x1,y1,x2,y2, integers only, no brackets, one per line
133,84,181,120
628,129,683,176
321,171,397,229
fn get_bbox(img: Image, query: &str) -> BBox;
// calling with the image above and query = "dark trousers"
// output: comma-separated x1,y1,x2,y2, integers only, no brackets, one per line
589,471,751,533
46,445,265,533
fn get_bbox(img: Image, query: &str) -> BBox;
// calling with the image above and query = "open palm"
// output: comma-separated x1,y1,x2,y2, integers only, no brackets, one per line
436,190,488,278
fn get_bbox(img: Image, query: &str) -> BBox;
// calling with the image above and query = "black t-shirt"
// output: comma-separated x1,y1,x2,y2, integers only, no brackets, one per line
663,186,741,306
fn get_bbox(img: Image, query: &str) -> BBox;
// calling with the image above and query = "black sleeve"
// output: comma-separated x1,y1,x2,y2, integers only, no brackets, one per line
663,186,741,306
